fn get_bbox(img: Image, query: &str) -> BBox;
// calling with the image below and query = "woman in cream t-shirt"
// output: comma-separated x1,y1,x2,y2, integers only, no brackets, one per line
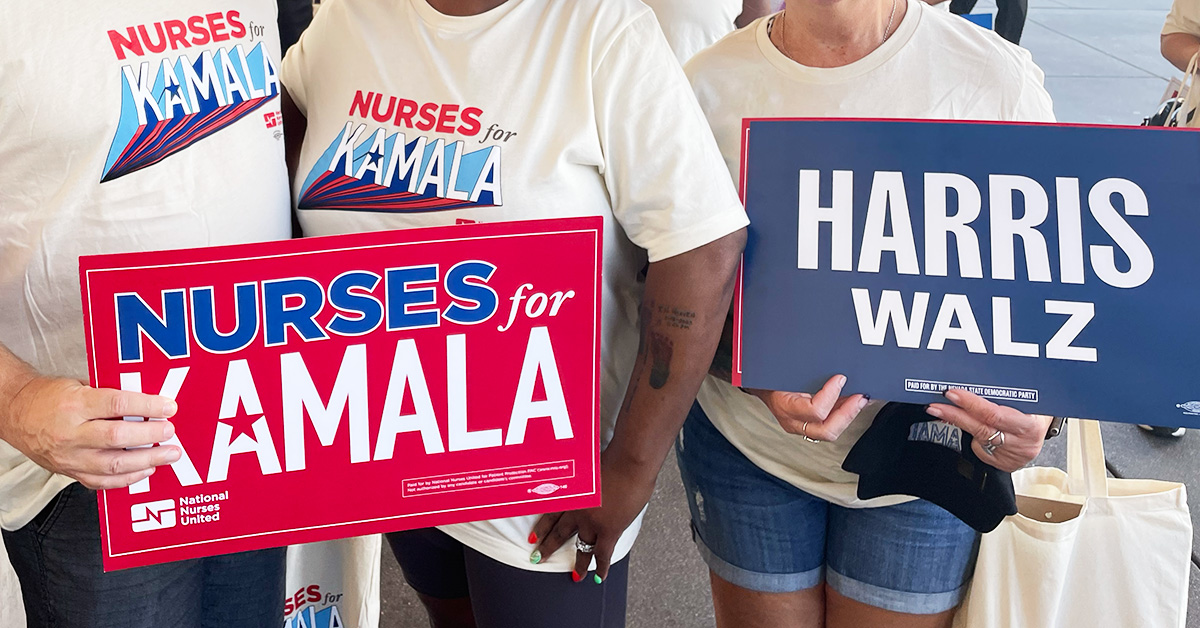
678,1,1056,626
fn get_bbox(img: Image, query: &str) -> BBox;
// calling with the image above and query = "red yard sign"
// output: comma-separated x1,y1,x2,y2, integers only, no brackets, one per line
79,217,602,570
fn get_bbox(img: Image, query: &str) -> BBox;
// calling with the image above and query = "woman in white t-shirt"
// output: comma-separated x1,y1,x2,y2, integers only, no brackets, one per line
678,1,1056,627
278,0,748,626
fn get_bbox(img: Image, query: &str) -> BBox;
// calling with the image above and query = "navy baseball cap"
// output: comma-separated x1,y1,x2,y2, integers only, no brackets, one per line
842,402,1017,533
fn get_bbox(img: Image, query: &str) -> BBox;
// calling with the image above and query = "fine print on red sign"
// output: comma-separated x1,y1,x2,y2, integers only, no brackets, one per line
79,217,603,571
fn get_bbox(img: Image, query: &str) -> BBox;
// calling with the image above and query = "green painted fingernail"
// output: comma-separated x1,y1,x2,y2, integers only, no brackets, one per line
529,550,542,565
593,574,603,584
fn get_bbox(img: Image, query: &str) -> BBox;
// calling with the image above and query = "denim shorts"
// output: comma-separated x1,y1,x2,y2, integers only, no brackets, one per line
675,402,980,615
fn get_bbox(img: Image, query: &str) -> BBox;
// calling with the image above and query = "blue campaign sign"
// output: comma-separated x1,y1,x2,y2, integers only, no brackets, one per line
732,119,1200,427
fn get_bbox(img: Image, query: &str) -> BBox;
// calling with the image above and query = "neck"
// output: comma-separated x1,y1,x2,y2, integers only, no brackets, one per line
424,0,509,16
775,0,906,68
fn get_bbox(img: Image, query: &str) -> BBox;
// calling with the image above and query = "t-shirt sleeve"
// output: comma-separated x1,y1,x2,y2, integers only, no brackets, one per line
1011,52,1057,123
1163,0,1200,36
279,0,338,115
591,11,749,263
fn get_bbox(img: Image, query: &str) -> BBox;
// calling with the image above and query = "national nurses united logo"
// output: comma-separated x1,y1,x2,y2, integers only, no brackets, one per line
102,11,280,182
298,90,505,213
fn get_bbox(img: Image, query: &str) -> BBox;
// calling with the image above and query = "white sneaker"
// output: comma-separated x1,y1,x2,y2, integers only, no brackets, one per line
1137,424,1186,438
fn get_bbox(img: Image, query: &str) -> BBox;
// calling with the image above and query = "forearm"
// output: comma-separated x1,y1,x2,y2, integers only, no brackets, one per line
1162,32,1200,73
604,229,746,474
707,308,735,381
0,343,38,430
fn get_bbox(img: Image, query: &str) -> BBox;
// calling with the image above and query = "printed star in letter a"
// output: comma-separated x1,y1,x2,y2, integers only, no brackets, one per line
165,83,182,97
219,409,262,443
367,150,384,166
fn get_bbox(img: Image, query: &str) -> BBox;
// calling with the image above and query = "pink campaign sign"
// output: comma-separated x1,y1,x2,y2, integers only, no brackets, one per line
79,217,603,570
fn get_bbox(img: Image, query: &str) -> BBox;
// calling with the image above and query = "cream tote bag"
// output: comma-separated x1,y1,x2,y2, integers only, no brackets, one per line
955,419,1192,628
284,535,382,628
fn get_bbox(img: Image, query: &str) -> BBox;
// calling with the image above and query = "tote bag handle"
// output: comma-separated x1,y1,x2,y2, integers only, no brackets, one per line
1178,50,1199,127
1066,418,1108,498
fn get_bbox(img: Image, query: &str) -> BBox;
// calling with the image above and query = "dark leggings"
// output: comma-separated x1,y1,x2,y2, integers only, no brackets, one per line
386,528,629,628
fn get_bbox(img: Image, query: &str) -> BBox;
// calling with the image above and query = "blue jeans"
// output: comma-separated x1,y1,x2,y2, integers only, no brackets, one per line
3,483,285,628
676,403,980,615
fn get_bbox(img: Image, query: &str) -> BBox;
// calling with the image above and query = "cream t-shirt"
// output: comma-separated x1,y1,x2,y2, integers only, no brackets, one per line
687,1,1055,508
642,0,743,63
1163,0,1200,36
0,1,291,531
280,0,748,571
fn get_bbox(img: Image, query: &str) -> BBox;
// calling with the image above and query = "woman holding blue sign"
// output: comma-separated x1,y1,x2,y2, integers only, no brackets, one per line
679,1,1056,627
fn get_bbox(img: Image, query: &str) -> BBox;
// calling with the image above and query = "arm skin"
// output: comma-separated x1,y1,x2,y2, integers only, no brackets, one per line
1162,31,1200,73
532,227,746,581
0,343,180,490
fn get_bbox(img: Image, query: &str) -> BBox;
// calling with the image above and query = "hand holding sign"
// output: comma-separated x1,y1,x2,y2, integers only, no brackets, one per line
747,375,871,442
734,119,1200,426
0,355,180,490
528,451,657,583
80,218,604,570
927,388,1052,473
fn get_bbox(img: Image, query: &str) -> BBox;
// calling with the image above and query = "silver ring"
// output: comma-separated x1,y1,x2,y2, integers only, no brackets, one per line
574,538,596,554
982,429,1005,455
801,421,821,444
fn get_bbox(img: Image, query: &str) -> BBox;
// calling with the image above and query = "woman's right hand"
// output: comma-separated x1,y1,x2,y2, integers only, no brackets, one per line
744,375,871,442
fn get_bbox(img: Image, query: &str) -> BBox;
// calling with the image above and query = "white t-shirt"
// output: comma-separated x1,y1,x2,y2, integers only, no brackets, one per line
280,0,748,571
687,1,1055,508
642,0,743,63
1164,0,1200,36
0,1,291,530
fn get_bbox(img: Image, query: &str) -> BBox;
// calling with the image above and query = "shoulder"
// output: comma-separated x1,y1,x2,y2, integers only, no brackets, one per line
916,5,1044,92
684,18,765,89
550,0,656,32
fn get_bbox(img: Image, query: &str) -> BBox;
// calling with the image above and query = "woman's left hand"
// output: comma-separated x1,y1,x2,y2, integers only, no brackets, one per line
528,451,657,583
926,388,1053,473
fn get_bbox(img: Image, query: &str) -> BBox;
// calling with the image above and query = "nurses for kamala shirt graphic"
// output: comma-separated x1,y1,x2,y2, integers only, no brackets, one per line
102,10,279,182
298,90,504,212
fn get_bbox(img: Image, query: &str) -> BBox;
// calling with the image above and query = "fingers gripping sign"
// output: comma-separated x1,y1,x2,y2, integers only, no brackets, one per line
926,388,1053,473
528,456,655,585
746,374,872,443
528,510,611,584
0,374,182,490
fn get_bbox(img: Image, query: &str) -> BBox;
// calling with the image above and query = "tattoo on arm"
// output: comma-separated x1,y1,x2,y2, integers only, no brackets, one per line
658,305,696,330
623,299,695,395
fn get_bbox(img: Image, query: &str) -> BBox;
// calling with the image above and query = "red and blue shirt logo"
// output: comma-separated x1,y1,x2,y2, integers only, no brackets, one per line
298,91,504,213
102,12,279,182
